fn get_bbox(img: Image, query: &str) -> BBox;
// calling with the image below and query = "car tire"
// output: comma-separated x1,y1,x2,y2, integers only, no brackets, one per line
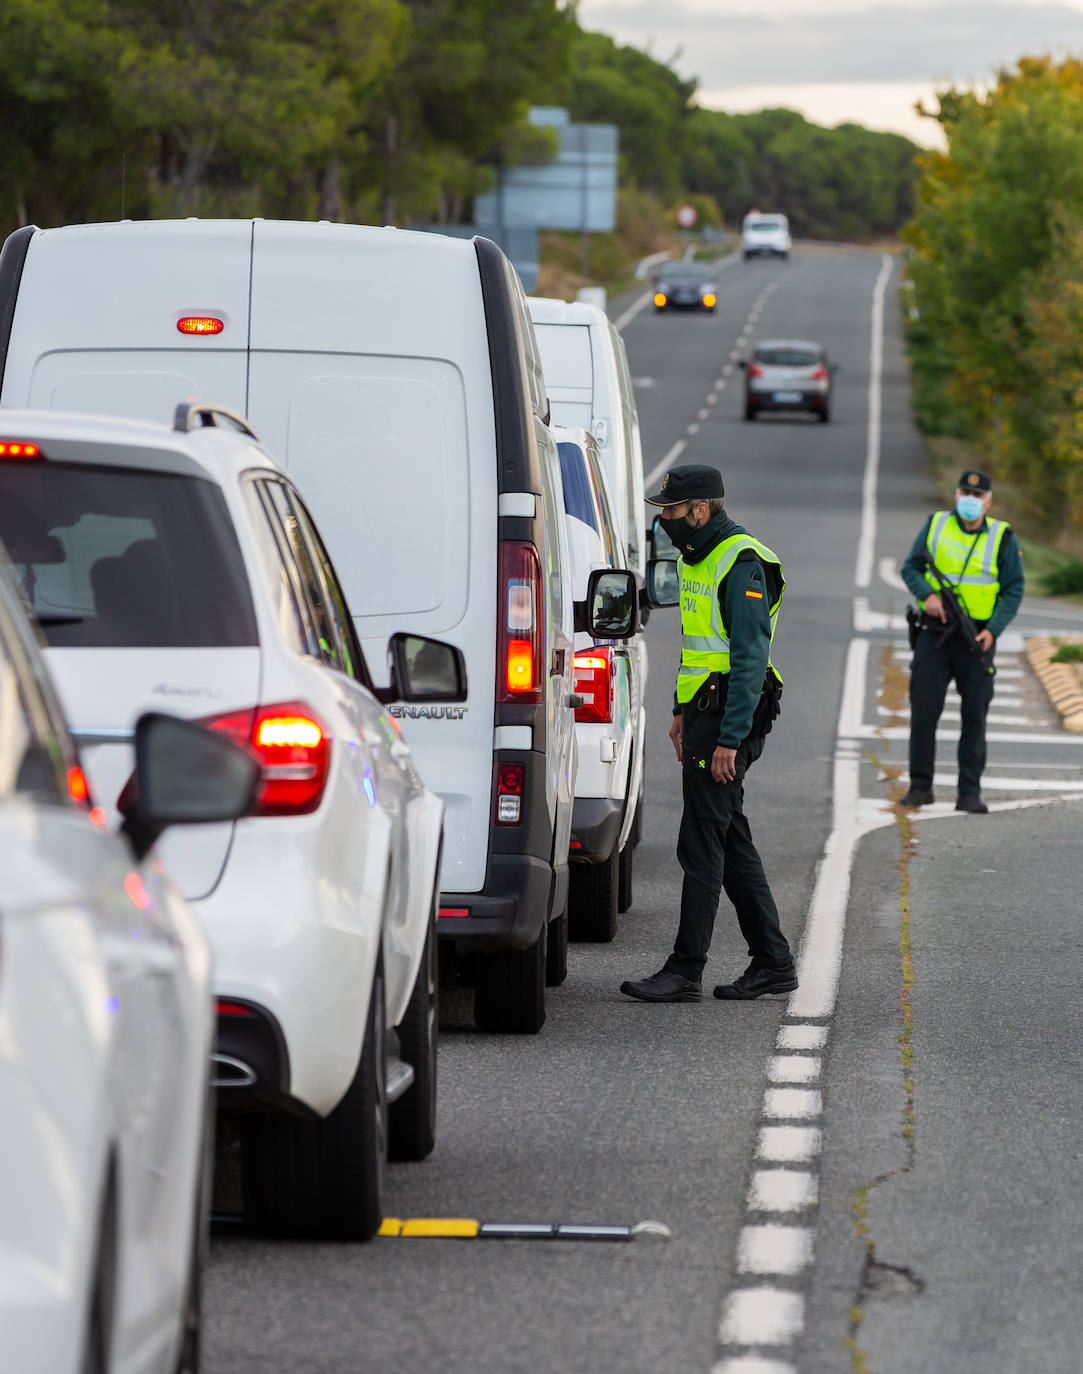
817,406,831,424
389,896,438,1163
241,959,387,1240
617,840,634,914
744,402,758,422
473,924,546,1033
568,845,619,942
545,900,569,987
81,1170,117,1374
174,1102,212,1374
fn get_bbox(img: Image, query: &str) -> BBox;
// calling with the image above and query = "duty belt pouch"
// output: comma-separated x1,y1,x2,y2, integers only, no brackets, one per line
698,671,728,716
749,666,783,740
905,604,921,651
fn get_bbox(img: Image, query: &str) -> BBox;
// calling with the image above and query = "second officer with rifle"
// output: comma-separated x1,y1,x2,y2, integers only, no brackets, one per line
900,469,1024,813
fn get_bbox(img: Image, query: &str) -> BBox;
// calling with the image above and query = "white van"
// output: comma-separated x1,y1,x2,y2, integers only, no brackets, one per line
528,297,648,892
742,212,791,260
552,425,643,941
0,220,636,1034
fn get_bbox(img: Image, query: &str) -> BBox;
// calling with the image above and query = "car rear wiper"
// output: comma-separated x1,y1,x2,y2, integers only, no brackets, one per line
35,614,87,626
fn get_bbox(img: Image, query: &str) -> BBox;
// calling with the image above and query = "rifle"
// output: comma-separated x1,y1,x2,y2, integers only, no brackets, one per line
920,556,994,666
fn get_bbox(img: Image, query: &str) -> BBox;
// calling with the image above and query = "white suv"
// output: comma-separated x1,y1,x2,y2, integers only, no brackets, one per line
0,404,463,1241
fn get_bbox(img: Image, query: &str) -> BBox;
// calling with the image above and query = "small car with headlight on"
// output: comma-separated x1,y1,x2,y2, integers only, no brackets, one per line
652,260,718,312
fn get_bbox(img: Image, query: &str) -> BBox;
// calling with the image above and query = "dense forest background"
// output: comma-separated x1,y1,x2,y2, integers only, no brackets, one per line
0,0,918,241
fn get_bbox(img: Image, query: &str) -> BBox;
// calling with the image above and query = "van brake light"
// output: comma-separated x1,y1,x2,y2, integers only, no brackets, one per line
497,543,543,704
0,441,41,459
573,648,614,724
177,316,225,335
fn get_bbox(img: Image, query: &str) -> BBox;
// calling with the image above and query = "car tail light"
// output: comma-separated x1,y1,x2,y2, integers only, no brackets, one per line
177,316,225,335
573,648,614,724
216,999,256,1017
497,543,543,704
809,365,828,381
495,762,524,825
0,440,41,459
200,701,330,815
702,293,717,308
748,363,765,379
653,292,667,307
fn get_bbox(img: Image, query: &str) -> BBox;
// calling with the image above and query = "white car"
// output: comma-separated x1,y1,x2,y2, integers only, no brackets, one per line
0,404,463,1241
0,549,260,1372
552,425,643,941
742,212,791,260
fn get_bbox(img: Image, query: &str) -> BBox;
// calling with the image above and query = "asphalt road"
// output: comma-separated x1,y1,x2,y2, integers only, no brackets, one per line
204,251,1083,1372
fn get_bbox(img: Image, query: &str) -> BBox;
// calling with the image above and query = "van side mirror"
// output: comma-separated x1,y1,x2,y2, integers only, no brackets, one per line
376,633,467,704
644,558,680,609
582,568,637,640
122,713,261,862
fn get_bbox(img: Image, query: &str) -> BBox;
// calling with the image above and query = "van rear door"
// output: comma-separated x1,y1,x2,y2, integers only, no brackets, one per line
245,222,497,895
1,221,253,418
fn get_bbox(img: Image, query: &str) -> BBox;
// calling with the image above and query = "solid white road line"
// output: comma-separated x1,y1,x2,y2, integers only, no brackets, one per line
642,438,686,493
854,255,895,588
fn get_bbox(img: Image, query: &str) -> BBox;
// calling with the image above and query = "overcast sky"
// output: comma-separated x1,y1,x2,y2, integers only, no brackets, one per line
576,0,1083,142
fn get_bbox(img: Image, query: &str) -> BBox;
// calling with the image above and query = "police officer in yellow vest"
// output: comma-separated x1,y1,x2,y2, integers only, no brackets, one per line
899,469,1025,813
621,465,798,1004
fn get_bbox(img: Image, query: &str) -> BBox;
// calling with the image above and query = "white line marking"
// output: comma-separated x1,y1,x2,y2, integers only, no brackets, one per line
855,255,894,588
763,1088,822,1119
707,392,718,404
768,1055,820,1084
613,291,653,332
642,439,686,493
777,1025,827,1050
730,349,741,360
723,364,734,376
757,1126,822,1162
878,555,907,591
719,1290,804,1345
748,1171,818,1212
699,407,710,420
738,1225,815,1276
861,725,1083,747
687,422,700,435
712,1360,796,1374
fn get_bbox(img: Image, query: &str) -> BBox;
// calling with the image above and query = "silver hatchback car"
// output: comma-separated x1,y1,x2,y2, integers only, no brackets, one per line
741,339,838,423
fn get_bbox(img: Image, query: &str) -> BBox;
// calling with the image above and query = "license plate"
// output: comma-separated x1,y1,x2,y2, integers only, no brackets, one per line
773,390,802,403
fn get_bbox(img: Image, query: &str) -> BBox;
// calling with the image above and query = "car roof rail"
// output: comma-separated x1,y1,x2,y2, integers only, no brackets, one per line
173,401,259,442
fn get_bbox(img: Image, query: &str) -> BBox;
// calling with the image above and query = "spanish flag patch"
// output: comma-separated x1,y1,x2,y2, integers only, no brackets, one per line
745,589,763,600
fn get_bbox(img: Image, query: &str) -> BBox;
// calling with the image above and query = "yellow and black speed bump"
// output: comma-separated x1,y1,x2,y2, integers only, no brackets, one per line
379,1218,672,1242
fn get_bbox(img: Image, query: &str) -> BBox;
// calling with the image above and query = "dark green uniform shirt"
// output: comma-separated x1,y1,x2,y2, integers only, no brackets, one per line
672,512,773,749
900,513,1025,640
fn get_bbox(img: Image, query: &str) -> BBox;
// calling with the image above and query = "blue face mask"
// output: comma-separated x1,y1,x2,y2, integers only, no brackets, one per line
955,494,984,522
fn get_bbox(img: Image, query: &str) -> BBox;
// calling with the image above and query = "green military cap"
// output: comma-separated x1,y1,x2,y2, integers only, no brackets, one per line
645,463,725,506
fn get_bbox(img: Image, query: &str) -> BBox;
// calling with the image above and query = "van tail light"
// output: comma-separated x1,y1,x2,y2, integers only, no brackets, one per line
0,441,41,459
199,701,330,816
495,762,524,826
497,543,543,704
748,364,765,379
573,648,614,724
809,365,828,381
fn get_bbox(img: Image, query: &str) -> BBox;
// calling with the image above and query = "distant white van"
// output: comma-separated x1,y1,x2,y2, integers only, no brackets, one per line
742,212,791,260
0,220,637,1034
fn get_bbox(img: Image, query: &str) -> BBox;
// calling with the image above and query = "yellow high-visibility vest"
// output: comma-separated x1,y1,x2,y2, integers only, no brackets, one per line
924,512,1008,621
676,533,784,705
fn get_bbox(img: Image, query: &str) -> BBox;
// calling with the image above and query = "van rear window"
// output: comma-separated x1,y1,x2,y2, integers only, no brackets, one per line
0,464,258,648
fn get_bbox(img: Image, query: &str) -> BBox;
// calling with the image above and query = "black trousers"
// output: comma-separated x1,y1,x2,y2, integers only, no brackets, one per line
908,627,996,796
664,708,792,981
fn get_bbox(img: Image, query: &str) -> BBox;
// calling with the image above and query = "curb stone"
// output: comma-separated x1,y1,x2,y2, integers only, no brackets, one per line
1023,635,1083,733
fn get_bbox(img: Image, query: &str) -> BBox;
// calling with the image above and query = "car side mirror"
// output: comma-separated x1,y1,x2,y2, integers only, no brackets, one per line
122,713,261,862
644,558,680,609
376,633,468,704
583,568,637,641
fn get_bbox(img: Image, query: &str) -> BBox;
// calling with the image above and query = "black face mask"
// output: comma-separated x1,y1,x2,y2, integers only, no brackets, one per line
659,512,700,550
